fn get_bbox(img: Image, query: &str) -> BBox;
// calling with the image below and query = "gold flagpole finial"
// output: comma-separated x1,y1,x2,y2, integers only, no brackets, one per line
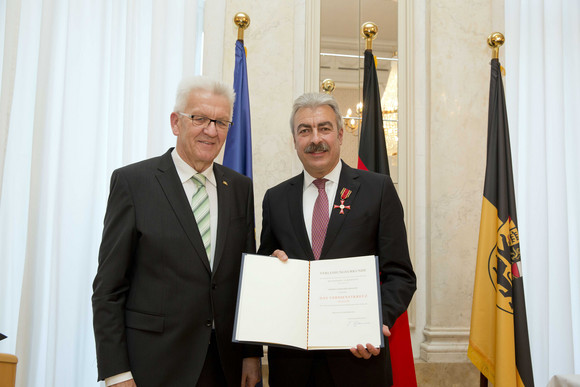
321,79,335,94
234,13,250,40
487,32,505,59
361,22,378,51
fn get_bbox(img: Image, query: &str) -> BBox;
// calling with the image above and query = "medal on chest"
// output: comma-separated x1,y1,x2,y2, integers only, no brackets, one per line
333,188,352,215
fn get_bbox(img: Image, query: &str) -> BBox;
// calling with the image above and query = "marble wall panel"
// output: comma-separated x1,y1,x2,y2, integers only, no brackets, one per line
428,0,493,330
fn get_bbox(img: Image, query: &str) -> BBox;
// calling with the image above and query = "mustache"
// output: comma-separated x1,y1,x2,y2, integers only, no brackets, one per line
304,142,329,153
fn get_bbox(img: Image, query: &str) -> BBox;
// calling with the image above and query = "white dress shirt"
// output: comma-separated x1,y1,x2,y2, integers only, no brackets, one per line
302,161,342,246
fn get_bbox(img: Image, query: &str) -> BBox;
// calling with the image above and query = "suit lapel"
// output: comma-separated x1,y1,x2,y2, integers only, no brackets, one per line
212,164,230,274
321,162,361,258
155,150,211,273
287,173,315,260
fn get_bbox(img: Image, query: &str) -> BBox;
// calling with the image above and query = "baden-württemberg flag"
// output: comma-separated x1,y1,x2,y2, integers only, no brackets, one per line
223,39,252,178
468,58,534,387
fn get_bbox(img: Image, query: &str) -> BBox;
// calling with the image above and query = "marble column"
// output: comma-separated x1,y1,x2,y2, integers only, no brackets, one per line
404,0,505,361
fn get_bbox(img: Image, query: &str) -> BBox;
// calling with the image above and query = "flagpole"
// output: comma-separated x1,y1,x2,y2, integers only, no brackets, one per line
224,13,253,178
359,21,417,386
361,22,378,50
477,33,505,387
321,79,335,94
234,12,250,41
487,32,505,59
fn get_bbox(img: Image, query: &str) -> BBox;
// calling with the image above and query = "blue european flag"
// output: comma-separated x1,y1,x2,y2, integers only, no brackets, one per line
223,40,252,179
225,39,262,387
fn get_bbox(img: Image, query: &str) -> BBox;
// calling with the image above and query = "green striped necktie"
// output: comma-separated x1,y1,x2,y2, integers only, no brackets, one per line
191,174,211,265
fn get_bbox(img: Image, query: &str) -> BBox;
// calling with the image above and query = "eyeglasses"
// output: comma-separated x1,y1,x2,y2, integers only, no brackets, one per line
178,112,232,131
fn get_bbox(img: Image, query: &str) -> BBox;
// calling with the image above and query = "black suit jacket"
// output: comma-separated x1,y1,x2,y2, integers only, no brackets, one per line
92,148,261,386
258,161,416,387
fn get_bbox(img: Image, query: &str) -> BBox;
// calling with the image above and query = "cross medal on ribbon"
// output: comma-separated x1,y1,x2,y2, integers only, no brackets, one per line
333,188,352,214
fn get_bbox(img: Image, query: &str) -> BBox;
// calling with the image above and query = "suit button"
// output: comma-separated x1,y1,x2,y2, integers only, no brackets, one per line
206,320,212,327
212,283,217,290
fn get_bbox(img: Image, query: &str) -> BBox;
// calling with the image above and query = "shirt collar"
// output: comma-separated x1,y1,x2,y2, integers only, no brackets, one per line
303,160,342,190
171,148,216,187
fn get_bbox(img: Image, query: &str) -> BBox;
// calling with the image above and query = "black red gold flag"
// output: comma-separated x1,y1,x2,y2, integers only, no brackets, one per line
358,49,389,175
468,58,534,386
357,48,416,387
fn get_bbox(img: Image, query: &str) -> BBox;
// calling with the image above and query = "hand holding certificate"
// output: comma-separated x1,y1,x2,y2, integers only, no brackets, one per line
233,254,384,350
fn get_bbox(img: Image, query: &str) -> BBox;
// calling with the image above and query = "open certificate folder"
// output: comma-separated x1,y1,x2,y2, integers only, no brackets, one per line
233,254,384,350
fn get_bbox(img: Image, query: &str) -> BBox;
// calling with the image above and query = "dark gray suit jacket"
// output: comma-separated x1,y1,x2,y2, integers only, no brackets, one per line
258,161,416,387
92,148,261,386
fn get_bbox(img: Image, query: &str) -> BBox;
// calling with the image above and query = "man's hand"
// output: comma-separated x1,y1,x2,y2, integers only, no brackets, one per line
111,380,136,387
241,357,261,387
382,324,391,337
349,325,391,360
272,249,288,262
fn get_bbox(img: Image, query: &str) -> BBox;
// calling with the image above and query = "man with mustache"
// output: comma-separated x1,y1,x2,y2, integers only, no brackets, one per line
258,92,416,386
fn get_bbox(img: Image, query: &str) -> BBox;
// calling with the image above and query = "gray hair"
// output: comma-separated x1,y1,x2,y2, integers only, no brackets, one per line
174,76,236,117
289,93,343,135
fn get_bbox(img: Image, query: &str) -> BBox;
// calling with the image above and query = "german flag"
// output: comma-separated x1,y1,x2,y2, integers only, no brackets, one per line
468,58,534,386
358,49,389,174
358,48,416,387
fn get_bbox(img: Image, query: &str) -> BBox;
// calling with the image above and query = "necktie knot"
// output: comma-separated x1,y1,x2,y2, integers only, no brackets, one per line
313,178,327,191
192,173,206,187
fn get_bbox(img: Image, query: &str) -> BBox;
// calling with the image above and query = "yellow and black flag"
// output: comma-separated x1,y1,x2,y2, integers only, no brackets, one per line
468,58,534,386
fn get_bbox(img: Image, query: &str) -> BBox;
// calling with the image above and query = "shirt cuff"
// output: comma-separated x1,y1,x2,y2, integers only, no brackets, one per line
105,371,133,386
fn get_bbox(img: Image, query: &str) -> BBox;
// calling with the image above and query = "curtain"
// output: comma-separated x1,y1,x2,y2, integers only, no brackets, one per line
505,1,580,384
0,0,212,385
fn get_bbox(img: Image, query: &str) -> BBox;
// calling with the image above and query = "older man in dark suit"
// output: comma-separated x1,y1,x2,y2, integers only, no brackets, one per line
258,93,416,387
92,76,262,387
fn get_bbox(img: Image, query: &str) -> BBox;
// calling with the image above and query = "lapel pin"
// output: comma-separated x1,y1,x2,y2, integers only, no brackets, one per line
223,181,228,186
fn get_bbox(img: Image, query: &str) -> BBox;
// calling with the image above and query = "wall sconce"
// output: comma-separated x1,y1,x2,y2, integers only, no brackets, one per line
344,102,363,133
